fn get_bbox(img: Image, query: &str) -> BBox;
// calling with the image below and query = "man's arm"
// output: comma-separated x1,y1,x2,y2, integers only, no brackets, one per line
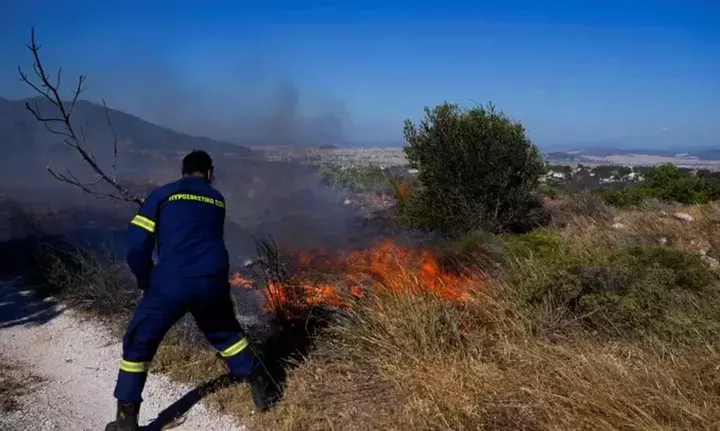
126,189,161,291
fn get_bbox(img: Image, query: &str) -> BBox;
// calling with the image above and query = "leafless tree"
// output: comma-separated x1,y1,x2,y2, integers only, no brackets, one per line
17,27,143,207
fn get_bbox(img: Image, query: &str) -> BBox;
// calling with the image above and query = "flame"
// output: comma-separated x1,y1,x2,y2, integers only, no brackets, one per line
230,239,482,316
230,273,253,289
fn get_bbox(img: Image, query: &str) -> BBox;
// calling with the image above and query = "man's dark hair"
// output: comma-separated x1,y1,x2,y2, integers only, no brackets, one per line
182,150,213,176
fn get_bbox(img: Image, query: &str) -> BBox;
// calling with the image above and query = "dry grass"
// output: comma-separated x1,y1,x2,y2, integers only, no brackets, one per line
558,202,720,260
544,192,617,227
36,243,139,320
245,285,720,431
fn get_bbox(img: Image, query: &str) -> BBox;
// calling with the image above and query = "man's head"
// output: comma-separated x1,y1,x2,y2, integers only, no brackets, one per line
182,150,214,183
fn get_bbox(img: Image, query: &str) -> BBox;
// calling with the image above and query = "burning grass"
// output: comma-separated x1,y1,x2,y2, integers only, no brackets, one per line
231,238,485,319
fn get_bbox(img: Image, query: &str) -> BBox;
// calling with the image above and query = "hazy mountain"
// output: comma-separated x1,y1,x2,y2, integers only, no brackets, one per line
0,96,253,189
543,145,720,159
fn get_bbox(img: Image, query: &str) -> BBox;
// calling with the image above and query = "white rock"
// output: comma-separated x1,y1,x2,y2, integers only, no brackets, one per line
702,255,720,269
612,222,627,229
343,198,352,205
673,212,694,222
658,237,668,245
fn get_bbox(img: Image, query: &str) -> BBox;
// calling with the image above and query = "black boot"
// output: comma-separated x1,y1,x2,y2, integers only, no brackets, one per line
104,401,140,431
247,369,282,411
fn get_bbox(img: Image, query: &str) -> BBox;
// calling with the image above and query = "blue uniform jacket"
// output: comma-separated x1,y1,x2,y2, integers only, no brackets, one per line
126,176,230,290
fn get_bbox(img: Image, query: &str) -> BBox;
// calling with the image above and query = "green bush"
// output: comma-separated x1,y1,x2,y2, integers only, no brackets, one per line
502,230,569,263
319,164,390,192
526,244,720,340
538,184,561,199
401,102,547,237
501,231,720,341
598,163,720,207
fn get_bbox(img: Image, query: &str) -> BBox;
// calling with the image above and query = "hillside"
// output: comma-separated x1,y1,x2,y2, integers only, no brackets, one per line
545,146,720,158
0,96,253,189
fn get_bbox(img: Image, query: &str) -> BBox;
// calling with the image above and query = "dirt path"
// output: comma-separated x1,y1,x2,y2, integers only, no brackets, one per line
0,278,246,431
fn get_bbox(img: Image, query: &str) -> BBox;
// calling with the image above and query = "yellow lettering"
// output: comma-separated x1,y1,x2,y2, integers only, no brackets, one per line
167,193,224,208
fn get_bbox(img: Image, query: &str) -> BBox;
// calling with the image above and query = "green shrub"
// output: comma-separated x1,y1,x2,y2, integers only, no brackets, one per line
502,230,569,263
538,184,563,199
598,163,720,207
527,244,720,341
593,187,643,208
319,164,389,192
401,102,547,237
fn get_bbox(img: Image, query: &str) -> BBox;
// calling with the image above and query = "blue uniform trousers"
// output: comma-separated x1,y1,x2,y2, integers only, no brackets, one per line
113,274,259,404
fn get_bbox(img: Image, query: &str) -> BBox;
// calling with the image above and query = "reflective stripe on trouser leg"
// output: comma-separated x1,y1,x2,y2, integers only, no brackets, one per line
114,359,151,404
112,286,186,405
219,337,259,377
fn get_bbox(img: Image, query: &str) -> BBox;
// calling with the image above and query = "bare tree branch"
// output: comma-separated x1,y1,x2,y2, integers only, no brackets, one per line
103,99,120,183
17,27,143,207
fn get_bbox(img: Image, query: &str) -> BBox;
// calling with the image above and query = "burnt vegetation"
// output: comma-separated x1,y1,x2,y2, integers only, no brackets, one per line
3,27,720,431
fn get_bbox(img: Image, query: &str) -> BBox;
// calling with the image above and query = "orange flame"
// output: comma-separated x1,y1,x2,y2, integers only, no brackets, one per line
230,273,253,289
230,239,482,316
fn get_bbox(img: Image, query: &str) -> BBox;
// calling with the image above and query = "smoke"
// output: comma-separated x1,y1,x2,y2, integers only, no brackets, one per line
193,82,353,148
0,34,389,271
81,54,355,148
192,82,353,148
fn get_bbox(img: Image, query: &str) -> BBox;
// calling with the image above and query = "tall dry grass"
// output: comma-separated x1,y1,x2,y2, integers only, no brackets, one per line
37,243,138,315
248,279,720,430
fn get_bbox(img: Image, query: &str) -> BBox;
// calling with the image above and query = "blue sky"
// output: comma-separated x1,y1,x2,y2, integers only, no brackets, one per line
2,0,719,149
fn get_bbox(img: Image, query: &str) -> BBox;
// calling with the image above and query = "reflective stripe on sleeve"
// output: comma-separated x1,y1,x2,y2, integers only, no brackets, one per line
130,215,156,233
219,338,249,358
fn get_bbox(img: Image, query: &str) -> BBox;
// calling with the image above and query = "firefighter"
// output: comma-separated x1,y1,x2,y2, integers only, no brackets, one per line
105,150,280,431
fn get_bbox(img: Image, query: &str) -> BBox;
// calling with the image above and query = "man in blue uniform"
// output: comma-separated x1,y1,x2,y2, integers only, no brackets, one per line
105,150,279,431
